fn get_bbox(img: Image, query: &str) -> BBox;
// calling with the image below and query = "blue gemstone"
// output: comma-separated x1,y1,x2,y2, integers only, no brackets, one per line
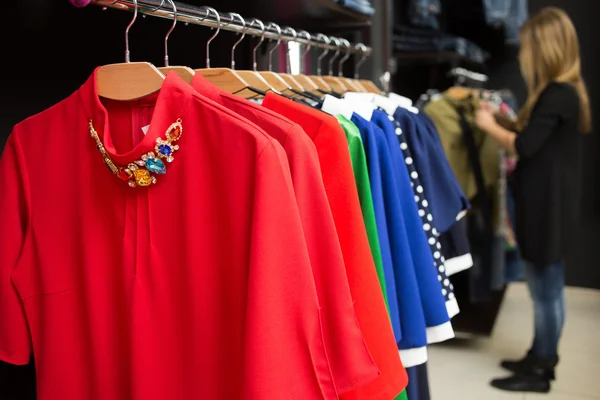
146,158,167,174
158,144,172,155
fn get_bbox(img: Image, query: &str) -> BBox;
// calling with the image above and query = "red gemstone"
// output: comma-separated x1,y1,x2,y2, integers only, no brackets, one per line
118,170,131,181
169,125,182,141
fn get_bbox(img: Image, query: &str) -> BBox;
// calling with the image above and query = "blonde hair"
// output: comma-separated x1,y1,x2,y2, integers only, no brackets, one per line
517,7,591,133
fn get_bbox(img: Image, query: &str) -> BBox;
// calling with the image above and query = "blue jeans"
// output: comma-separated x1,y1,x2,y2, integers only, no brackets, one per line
525,261,566,359
482,0,529,44
410,0,441,29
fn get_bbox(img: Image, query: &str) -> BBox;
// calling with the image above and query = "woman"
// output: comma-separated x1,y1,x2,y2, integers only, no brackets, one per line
475,7,591,394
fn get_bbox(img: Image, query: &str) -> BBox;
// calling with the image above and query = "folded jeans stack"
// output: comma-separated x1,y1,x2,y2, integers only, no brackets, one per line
333,0,376,16
482,0,529,44
393,25,489,64
409,0,442,30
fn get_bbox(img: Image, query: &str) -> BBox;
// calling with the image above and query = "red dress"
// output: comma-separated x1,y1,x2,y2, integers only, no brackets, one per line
263,93,408,400
0,71,337,399
191,74,380,395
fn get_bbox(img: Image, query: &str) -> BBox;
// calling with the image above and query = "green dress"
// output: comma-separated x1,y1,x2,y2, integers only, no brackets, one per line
337,116,408,400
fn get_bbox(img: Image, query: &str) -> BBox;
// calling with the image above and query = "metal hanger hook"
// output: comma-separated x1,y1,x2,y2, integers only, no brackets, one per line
124,0,139,62
297,30,312,74
282,27,297,74
266,22,282,72
338,38,352,78
354,43,368,79
328,37,342,76
200,7,221,68
162,0,177,67
229,13,247,70
249,19,265,72
316,34,330,76
298,30,312,75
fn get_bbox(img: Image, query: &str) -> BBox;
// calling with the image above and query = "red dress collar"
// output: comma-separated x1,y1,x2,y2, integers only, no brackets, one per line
78,68,193,166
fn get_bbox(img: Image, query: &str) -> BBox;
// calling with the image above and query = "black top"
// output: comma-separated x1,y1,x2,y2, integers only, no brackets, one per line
514,82,583,266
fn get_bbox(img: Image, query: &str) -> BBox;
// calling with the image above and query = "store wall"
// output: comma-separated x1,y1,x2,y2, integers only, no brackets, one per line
489,0,600,289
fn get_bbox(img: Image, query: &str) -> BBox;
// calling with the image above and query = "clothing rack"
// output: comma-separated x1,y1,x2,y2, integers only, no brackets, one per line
87,0,372,55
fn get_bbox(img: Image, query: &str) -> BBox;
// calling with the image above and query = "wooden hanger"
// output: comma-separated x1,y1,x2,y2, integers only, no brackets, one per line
279,27,310,93
360,80,383,94
299,34,336,95
256,23,306,98
234,18,276,94
157,0,194,84
337,39,365,92
96,0,165,101
189,9,259,98
345,43,380,94
291,30,322,95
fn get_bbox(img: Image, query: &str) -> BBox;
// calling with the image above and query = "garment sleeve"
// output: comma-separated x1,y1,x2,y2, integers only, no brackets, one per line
0,131,32,365
287,128,379,394
242,141,336,400
515,84,577,159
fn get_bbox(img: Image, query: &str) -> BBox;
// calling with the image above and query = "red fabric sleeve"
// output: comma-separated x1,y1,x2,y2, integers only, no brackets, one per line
0,131,32,365
243,141,337,400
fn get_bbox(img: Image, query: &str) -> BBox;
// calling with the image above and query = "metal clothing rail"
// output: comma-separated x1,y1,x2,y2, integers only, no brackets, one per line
88,0,372,55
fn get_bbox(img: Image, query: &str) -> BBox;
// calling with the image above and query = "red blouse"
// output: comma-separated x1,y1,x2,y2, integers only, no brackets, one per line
191,74,380,395
0,71,338,399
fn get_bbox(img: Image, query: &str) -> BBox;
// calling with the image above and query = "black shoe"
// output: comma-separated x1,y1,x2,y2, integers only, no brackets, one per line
491,374,551,393
501,352,559,380
500,351,535,374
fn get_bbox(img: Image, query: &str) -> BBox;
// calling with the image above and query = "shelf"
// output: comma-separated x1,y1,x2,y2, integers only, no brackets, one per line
393,51,485,67
241,0,373,28
310,0,373,22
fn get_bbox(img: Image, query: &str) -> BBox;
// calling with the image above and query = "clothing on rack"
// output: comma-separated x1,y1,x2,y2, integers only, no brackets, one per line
371,110,455,344
423,87,522,301
439,219,474,277
1,70,418,400
321,93,466,364
351,112,432,367
338,116,410,400
390,117,460,317
338,116,390,308
424,93,501,220
190,74,379,389
0,72,353,399
482,0,529,44
262,93,410,400
406,367,420,400
393,25,489,64
334,0,376,15
405,362,432,400
409,0,442,30
342,114,403,343
1,39,482,400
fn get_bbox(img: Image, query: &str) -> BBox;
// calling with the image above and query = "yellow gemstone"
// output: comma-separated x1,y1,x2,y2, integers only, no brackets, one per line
134,169,153,186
